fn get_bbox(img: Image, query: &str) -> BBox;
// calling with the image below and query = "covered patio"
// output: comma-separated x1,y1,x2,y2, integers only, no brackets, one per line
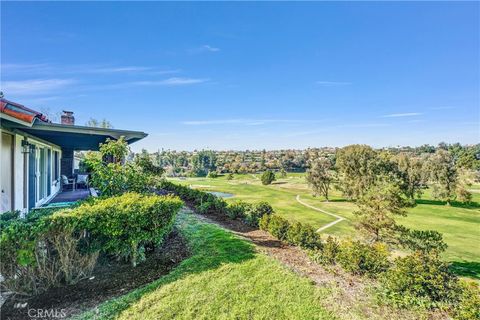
49,189,91,204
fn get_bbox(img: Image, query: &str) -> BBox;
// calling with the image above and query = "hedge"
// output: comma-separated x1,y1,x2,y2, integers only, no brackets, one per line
0,193,183,295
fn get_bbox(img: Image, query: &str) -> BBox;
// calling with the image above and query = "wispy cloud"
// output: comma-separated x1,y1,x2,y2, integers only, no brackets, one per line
1,63,179,76
381,112,423,118
102,77,210,90
316,81,352,86
129,77,210,87
181,119,327,126
1,79,75,95
189,45,221,54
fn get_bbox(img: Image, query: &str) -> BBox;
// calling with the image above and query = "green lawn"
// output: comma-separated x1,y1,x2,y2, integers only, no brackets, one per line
170,173,480,279
75,211,335,320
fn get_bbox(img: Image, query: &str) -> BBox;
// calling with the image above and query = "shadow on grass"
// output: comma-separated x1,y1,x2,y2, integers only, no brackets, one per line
416,199,480,209
450,261,480,280
73,212,256,320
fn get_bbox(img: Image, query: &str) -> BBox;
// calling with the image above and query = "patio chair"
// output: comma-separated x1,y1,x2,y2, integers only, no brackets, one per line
61,175,75,191
76,174,89,189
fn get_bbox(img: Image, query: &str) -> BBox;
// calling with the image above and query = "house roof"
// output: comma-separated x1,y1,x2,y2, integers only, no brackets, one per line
0,98,148,150
0,98,49,124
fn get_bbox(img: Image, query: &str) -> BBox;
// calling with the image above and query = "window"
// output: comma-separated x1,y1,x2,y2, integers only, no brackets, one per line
53,151,59,181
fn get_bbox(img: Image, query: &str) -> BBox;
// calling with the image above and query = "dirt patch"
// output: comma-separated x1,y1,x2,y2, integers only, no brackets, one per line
1,229,190,320
187,207,448,320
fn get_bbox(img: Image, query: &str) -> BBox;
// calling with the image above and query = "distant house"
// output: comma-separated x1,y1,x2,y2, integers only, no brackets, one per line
0,98,147,213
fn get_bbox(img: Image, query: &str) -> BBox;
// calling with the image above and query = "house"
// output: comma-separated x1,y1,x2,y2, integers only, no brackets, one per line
0,98,147,213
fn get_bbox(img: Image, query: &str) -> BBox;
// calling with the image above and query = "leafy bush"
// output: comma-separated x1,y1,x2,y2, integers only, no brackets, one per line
0,213,98,295
207,171,219,178
396,226,447,254
226,201,250,219
0,193,182,295
265,215,290,241
244,201,274,227
336,240,390,277
261,170,276,185
51,193,183,266
0,210,21,229
309,236,339,266
286,221,322,250
259,214,271,231
135,152,164,176
380,252,459,308
453,281,480,320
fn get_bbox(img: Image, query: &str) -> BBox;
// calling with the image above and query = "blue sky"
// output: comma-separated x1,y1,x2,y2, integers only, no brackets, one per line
1,2,479,152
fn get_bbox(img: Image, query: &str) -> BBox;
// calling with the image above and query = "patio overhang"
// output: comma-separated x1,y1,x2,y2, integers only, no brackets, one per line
7,120,147,151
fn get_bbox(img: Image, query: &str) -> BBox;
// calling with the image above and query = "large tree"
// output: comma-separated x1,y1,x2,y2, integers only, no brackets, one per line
335,144,379,200
306,157,335,201
394,153,425,201
426,150,458,205
354,179,408,243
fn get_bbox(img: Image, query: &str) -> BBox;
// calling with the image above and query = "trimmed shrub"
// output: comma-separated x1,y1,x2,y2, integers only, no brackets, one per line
336,240,390,277
380,252,459,308
226,201,250,219
259,214,271,231
244,201,274,227
266,215,290,241
286,221,322,250
207,171,219,178
261,170,276,185
453,281,480,320
0,193,183,295
310,236,339,265
0,215,98,295
51,193,183,266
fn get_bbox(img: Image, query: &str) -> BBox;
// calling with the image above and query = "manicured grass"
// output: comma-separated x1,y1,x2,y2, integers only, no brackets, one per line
75,211,335,320
171,174,480,279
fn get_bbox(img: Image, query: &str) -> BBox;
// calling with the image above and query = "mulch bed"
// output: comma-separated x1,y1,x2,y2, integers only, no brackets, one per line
1,229,190,320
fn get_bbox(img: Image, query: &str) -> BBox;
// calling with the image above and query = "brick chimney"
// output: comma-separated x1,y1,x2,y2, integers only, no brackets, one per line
61,110,75,125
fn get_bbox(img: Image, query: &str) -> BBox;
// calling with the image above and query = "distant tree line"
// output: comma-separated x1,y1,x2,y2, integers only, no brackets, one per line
140,143,479,179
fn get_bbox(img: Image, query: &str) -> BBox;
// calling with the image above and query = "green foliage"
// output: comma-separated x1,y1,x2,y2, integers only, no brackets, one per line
244,201,274,227
394,153,426,200
354,179,408,243
261,170,276,185
453,281,480,320
286,221,322,250
310,236,340,266
279,168,287,178
51,193,183,266
226,201,250,219
396,226,448,254
207,171,219,178
336,240,390,277
89,162,151,197
99,137,129,164
380,252,459,308
335,144,379,199
426,150,458,204
135,151,164,176
0,210,21,229
306,157,335,200
226,173,234,180
0,207,97,295
265,215,290,241
190,150,217,177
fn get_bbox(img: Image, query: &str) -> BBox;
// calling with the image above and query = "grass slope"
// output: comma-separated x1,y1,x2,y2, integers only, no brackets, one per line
75,211,335,320
170,174,480,279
